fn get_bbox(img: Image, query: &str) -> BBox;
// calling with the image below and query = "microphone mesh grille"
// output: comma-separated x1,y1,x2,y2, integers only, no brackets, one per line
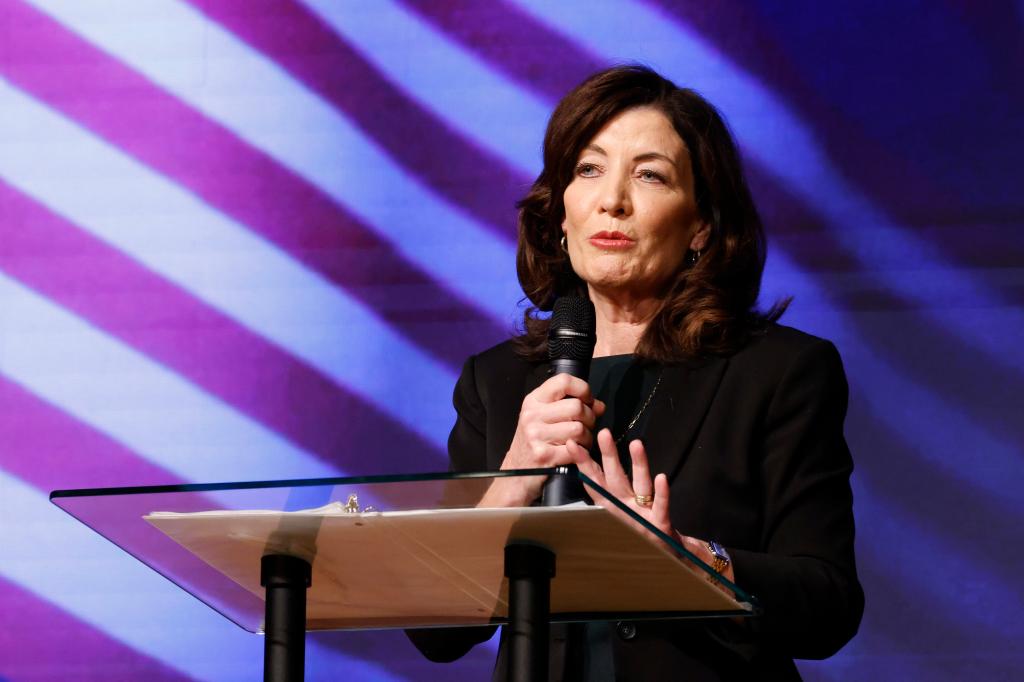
548,297,596,361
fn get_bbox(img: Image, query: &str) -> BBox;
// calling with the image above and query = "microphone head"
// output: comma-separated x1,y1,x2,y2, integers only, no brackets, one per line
548,296,596,366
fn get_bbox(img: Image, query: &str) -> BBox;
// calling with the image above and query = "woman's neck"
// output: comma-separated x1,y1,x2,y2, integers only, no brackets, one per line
588,285,660,357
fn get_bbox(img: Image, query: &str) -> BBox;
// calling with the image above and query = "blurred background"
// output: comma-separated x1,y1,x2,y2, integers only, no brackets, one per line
1,1,1021,679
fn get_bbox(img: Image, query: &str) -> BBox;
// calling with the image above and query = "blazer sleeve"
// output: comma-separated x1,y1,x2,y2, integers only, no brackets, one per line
727,339,864,659
405,354,500,661
447,353,490,473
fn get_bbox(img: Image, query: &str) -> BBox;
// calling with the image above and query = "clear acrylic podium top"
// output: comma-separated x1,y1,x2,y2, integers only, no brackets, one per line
51,469,757,633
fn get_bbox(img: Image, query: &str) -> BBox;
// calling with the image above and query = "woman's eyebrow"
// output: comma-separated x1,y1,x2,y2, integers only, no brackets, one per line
633,151,676,164
582,145,676,165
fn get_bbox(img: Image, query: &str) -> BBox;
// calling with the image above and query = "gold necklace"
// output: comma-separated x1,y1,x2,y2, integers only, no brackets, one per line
613,370,663,444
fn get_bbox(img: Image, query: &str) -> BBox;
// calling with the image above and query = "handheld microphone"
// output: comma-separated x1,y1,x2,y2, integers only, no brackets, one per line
541,296,596,506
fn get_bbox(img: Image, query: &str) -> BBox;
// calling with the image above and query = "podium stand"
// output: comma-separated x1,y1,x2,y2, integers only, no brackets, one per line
51,469,758,681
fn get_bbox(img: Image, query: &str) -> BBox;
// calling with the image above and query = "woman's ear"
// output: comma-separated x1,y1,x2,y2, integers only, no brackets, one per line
690,223,710,252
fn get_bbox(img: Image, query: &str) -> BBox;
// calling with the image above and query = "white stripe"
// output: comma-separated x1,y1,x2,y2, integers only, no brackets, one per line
300,0,549,176
509,0,1020,362
0,79,455,452
23,0,521,325
0,472,406,681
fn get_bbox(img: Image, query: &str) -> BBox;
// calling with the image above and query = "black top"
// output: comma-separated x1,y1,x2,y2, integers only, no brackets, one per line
588,354,661,466
584,354,660,681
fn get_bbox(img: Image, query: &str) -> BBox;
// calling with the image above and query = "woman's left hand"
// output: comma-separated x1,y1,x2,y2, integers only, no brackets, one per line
568,429,736,585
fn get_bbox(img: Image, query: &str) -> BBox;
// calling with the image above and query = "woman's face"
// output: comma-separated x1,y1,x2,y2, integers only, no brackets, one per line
562,106,708,301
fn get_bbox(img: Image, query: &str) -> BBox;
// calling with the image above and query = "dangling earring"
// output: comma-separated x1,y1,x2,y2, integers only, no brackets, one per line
561,235,568,253
688,248,702,265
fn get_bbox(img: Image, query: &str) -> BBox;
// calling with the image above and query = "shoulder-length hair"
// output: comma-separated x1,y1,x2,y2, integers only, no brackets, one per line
514,64,786,363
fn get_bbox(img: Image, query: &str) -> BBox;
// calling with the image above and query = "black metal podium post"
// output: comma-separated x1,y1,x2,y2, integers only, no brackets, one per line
261,554,312,682
504,542,556,682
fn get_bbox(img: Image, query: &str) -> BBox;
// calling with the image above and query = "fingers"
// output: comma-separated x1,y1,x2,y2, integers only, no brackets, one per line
566,438,596,469
535,373,595,404
504,375,607,504
596,428,631,496
628,441,671,535
581,437,675,546
578,435,677,555
508,443,575,468
588,434,663,508
629,439,652,498
651,473,673,535
568,438,610,507
541,398,599,430
522,420,595,450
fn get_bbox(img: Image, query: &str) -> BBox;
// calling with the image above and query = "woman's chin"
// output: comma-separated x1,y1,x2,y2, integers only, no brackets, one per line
583,273,656,300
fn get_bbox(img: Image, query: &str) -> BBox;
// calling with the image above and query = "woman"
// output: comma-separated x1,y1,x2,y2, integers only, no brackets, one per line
409,65,863,680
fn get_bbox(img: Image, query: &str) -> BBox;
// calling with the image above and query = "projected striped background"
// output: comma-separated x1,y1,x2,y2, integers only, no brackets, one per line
1,1,1021,680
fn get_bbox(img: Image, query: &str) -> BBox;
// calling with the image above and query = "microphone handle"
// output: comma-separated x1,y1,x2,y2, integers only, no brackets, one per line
550,358,588,377
541,464,583,506
541,364,590,507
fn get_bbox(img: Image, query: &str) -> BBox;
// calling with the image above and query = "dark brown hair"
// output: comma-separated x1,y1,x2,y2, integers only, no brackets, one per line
515,64,786,363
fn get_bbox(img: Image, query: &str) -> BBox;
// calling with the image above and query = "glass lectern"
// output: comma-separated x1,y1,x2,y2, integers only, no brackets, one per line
51,469,758,681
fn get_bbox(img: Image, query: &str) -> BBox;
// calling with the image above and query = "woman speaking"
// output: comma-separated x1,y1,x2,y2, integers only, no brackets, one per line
409,65,863,680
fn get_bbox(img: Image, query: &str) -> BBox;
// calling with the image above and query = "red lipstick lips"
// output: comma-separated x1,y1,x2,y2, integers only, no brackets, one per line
589,231,635,249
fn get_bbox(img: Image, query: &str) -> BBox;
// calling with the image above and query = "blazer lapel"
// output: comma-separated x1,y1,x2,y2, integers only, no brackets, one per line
642,356,729,481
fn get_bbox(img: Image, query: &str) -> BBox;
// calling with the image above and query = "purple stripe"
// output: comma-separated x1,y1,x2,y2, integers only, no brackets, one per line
2,0,505,371
186,0,528,244
0,182,445,475
0,577,195,682
400,0,606,101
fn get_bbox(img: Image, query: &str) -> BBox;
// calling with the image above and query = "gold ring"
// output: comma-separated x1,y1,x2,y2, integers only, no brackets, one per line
634,494,654,507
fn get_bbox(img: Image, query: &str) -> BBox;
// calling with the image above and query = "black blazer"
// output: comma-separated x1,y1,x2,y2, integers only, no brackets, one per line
408,324,863,681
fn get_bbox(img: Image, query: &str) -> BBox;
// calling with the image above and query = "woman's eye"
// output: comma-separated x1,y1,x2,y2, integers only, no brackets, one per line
638,169,665,183
575,163,600,177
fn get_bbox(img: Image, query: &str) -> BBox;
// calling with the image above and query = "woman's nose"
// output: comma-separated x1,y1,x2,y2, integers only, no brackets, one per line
597,174,631,216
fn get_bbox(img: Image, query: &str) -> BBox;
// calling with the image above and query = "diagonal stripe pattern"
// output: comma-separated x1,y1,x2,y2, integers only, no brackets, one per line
0,0,1021,680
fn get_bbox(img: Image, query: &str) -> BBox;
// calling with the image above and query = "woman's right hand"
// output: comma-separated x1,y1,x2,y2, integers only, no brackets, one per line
487,373,605,506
